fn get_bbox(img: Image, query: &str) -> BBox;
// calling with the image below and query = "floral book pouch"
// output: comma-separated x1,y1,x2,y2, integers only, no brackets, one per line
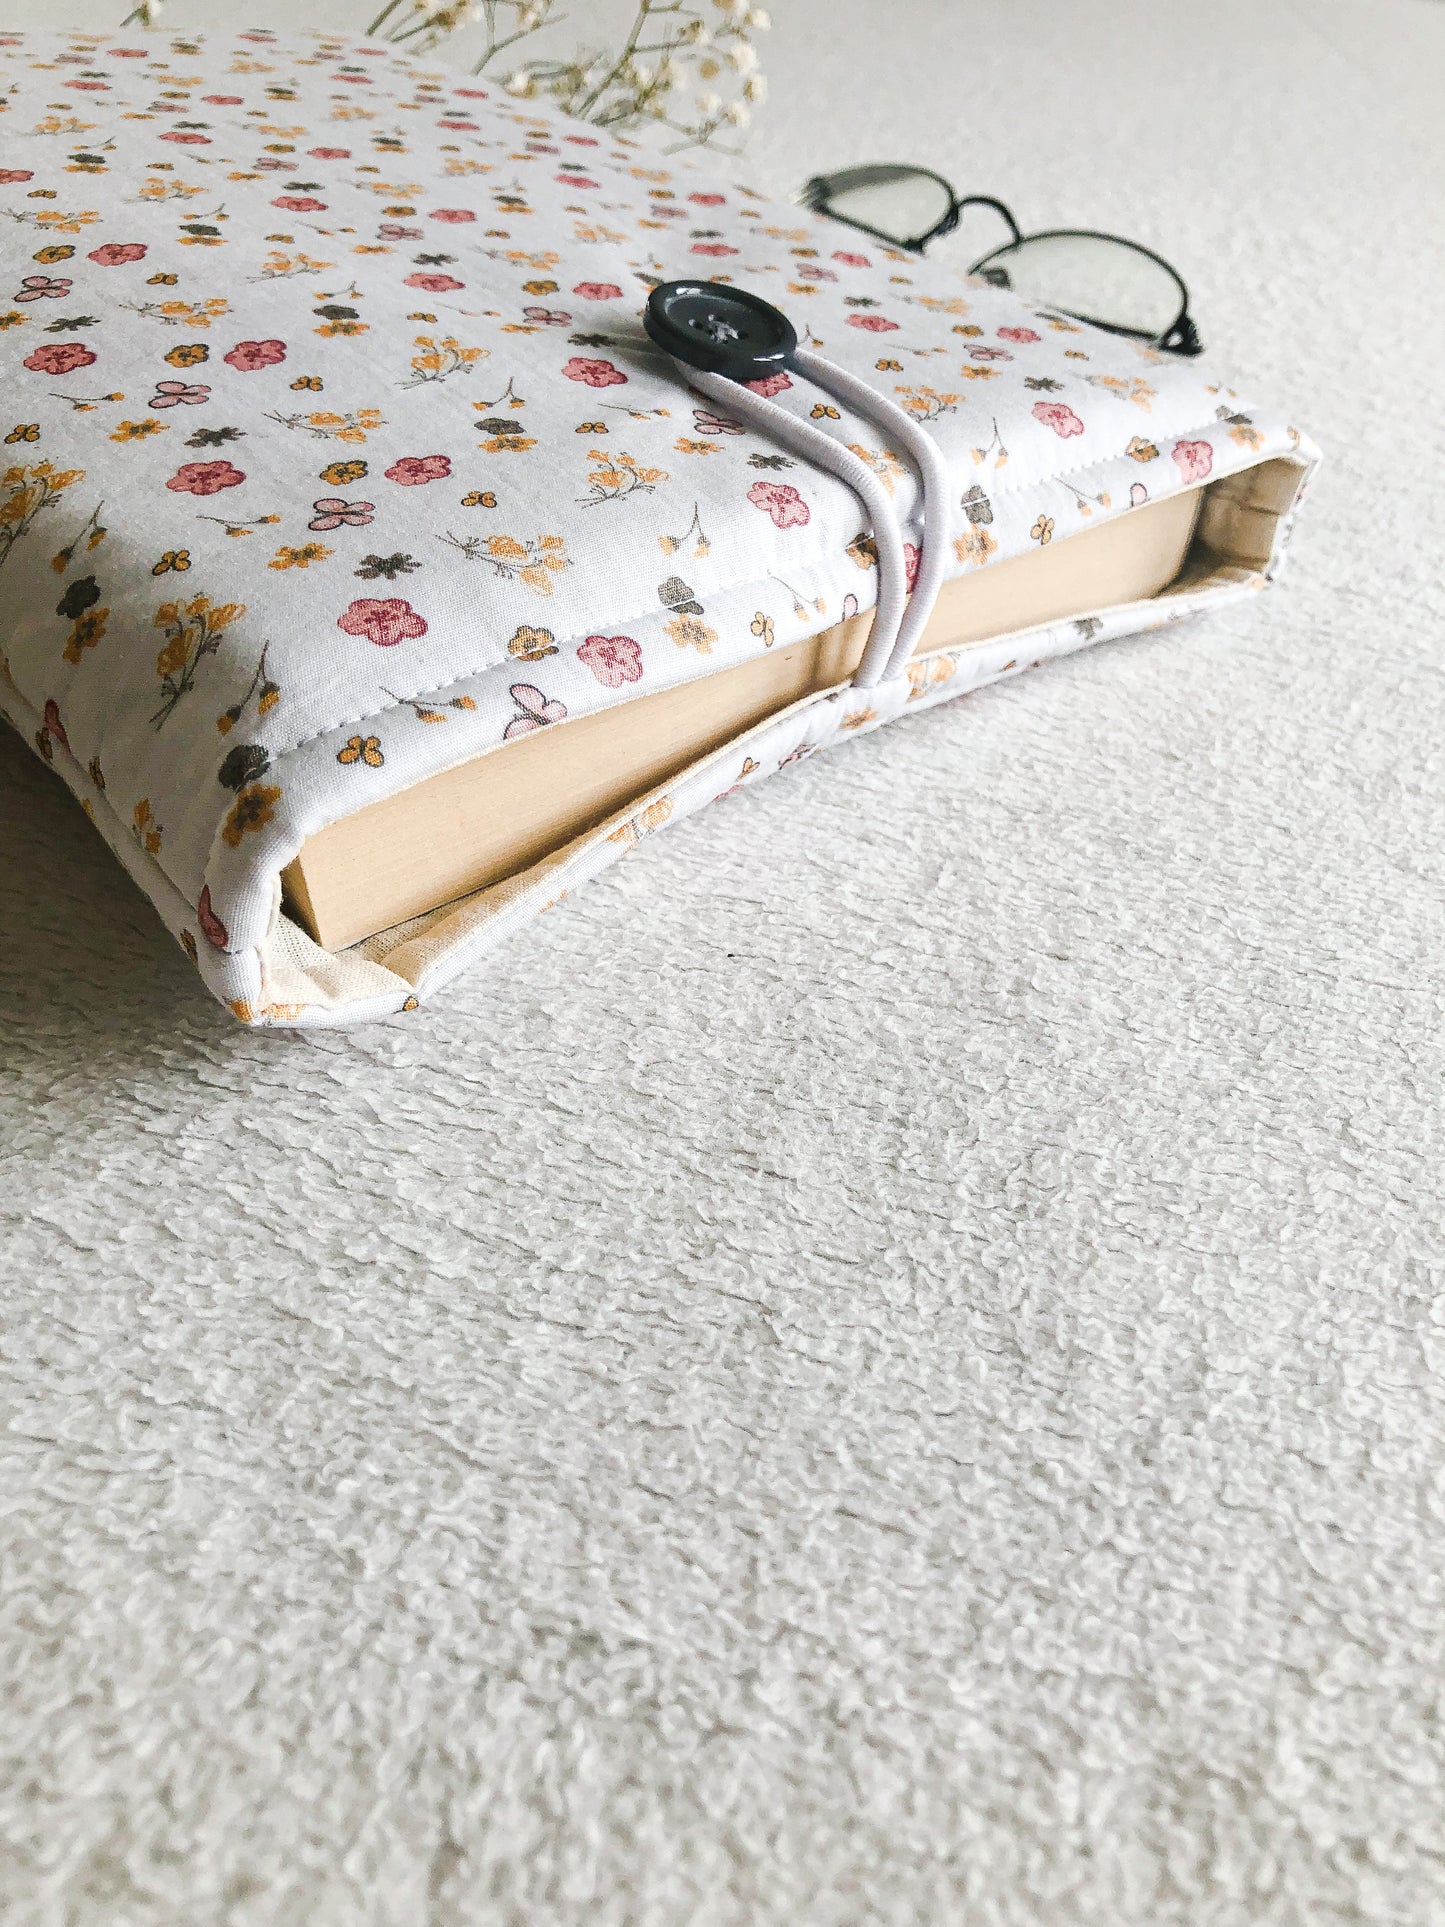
0,27,1318,1029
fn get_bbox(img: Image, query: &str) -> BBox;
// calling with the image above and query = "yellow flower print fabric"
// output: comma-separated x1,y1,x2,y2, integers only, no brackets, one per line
0,28,1318,1027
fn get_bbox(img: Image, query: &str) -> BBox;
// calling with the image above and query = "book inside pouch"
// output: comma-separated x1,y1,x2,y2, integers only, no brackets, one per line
283,458,1302,952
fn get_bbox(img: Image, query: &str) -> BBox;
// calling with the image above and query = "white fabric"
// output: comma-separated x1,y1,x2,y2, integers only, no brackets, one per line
680,357,918,685
3,0,1443,1921
0,23,1313,1024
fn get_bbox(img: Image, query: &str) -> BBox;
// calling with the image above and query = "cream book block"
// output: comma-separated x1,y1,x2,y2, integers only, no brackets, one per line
285,488,1202,948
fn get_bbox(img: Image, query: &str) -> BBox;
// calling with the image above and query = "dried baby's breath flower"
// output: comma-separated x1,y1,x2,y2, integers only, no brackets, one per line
364,0,767,152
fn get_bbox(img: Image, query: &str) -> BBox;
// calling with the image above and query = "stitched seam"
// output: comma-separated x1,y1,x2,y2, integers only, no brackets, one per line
215,450,1301,971
6,679,271,995
257,412,1295,776
1,672,210,928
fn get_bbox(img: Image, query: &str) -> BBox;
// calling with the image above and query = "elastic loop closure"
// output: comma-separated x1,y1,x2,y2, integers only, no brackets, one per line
792,349,954,682
678,361,912,685
675,350,952,691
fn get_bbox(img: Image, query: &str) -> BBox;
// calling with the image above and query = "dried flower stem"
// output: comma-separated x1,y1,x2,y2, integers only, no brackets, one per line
364,0,768,147
366,0,409,32
473,0,564,75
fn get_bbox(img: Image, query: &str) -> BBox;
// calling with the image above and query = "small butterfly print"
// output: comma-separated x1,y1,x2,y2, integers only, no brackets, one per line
338,734,384,767
504,683,567,739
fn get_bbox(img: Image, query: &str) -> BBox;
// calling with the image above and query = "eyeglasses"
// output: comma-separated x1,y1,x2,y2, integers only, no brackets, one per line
799,165,1202,358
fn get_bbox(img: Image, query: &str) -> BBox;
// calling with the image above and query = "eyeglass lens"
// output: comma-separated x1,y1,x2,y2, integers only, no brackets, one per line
811,166,1190,345
971,232,1183,342
819,168,955,248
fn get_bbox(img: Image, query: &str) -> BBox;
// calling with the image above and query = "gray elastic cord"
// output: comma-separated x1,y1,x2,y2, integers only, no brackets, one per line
677,351,953,690
793,348,954,682
681,362,909,686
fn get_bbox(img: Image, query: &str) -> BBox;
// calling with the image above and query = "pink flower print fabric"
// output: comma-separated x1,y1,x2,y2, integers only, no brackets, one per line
578,634,643,687
747,481,811,529
1033,401,1085,438
166,461,245,497
22,342,96,375
338,598,430,647
89,241,148,266
383,456,451,487
0,26,1315,1028
563,357,628,387
224,339,286,372
1172,439,1215,482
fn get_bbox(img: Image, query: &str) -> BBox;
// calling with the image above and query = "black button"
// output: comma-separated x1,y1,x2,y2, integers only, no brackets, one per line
644,279,797,380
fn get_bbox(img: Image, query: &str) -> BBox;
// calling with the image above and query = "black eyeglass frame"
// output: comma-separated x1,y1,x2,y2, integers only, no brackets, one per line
799,164,1202,358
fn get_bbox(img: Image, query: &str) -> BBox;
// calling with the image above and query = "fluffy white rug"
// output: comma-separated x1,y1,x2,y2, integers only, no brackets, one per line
3,1,1444,1921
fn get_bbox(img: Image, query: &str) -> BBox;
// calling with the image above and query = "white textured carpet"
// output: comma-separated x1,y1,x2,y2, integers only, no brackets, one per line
3,2,1445,1921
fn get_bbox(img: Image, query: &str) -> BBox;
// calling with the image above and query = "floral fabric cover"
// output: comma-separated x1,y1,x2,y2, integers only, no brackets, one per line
0,28,1317,1027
